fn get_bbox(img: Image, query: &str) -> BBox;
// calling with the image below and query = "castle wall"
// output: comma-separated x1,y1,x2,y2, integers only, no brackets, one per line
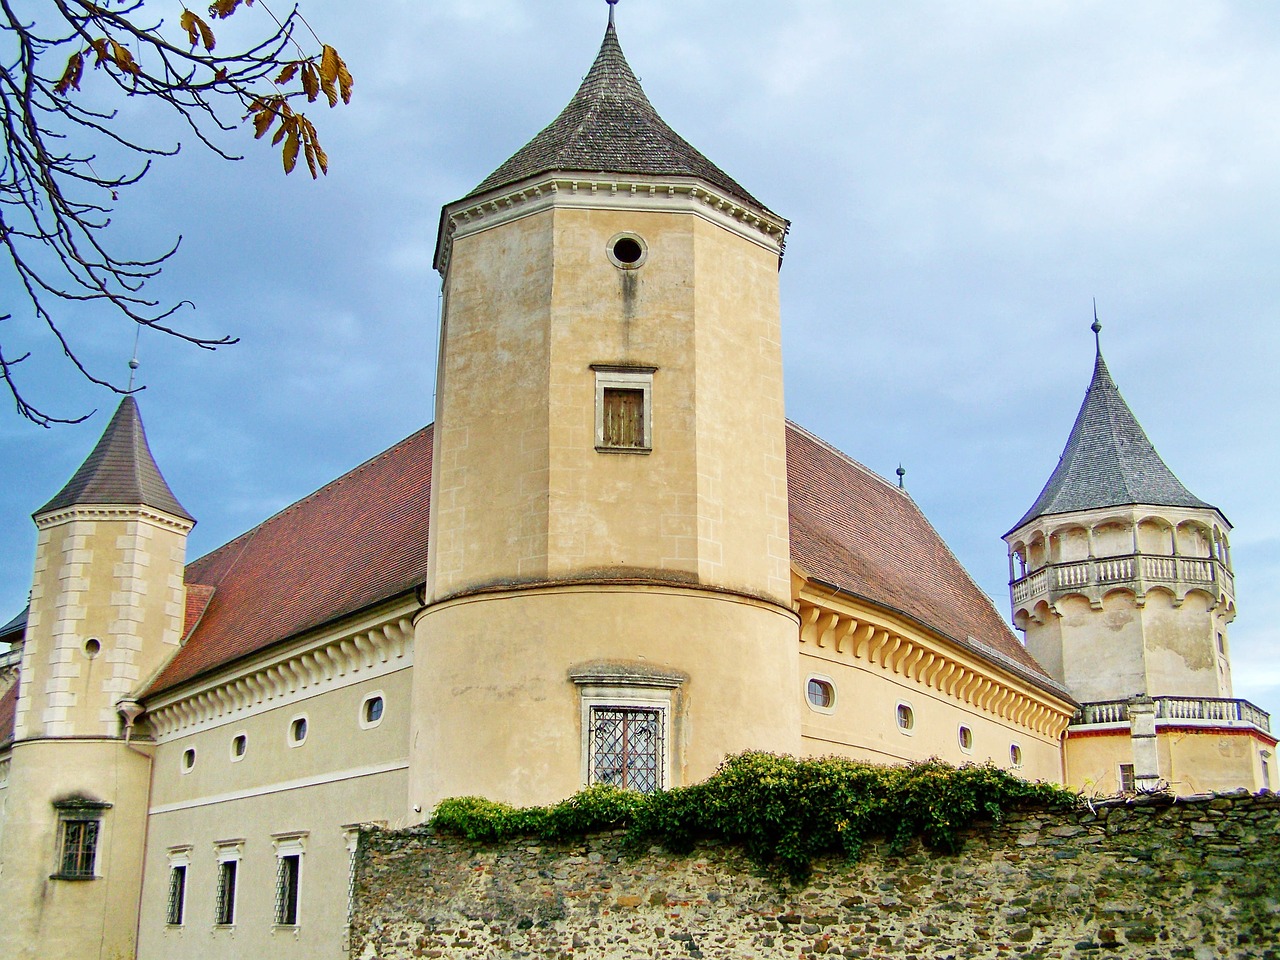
136,668,412,960
350,792,1280,960
1064,727,1275,795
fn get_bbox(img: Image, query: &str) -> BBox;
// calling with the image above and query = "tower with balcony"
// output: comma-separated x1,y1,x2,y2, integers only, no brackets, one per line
1005,323,1273,795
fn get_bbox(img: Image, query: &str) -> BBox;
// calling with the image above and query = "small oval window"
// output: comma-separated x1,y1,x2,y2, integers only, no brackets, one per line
181,748,196,771
365,695,384,724
958,725,973,752
896,703,915,732
231,734,247,759
1010,743,1024,768
83,638,101,659
806,678,834,709
290,717,308,745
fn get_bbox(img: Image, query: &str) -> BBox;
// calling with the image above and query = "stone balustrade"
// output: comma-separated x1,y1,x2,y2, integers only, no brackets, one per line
1072,696,1270,734
1010,551,1233,609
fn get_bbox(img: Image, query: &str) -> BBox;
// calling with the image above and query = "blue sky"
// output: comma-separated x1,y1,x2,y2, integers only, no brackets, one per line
2,0,1277,719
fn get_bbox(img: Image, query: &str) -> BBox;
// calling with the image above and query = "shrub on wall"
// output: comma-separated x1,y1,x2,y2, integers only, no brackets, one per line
432,752,1076,881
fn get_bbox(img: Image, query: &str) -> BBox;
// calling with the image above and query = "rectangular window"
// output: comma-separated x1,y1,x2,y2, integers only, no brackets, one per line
215,859,237,925
275,854,301,925
59,819,100,878
589,706,662,793
593,366,654,453
1263,752,1272,792
166,864,187,925
1118,763,1136,794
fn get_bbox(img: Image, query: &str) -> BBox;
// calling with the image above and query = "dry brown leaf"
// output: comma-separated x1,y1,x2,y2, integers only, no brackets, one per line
54,51,84,95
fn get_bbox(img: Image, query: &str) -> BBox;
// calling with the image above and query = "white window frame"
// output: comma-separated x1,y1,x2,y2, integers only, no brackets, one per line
804,674,837,715
895,700,916,736
230,731,248,762
958,725,974,755
288,713,309,748
359,691,386,730
1008,742,1023,768
272,832,307,928
166,847,192,926
213,840,243,926
571,664,684,793
592,365,655,453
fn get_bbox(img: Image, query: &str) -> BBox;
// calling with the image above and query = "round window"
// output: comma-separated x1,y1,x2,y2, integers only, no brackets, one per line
290,717,308,744
83,638,101,659
364,695,384,724
958,725,973,752
1010,744,1023,768
606,233,648,269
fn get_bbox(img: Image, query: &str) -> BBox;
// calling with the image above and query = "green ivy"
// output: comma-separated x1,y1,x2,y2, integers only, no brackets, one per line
431,752,1077,882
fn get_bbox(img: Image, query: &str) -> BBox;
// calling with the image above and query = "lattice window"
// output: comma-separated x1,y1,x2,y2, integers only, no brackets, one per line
166,864,187,925
59,819,99,878
215,859,237,925
589,706,662,793
275,854,301,925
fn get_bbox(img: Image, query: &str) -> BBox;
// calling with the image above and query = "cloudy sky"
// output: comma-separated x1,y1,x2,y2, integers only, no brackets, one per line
2,1,1277,719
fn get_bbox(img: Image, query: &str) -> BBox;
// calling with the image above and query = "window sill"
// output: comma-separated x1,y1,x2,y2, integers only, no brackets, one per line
595,445,651,455
49,873,96,881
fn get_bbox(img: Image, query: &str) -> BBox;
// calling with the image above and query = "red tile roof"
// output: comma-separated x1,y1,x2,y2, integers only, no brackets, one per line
147,426,433,694
786,422,1059,693
144,420,1055,699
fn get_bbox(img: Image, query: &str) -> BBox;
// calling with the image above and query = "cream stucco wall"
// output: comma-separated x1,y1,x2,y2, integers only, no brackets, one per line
0,739,153,960
1064,727,1275,796
137,669,411,960
411,584,800,811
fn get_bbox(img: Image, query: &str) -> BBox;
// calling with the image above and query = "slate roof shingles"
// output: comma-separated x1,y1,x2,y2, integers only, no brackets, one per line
468,22,769,213
38,396,192,521
1011,351,1216,533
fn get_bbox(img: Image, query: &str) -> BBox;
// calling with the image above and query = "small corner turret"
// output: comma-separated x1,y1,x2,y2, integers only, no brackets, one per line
1,395,194,960
1005,319,1271,797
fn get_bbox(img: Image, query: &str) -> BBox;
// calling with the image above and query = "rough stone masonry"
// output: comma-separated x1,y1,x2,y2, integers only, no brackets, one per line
350,792,1280,959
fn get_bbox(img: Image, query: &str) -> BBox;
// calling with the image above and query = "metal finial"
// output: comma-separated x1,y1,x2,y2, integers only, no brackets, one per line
896,464,906,489
607,0,618,27
127,325,141,391
1091,298,1102,353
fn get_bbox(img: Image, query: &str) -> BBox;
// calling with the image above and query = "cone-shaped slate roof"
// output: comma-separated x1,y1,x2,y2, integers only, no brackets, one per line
1010,348,1214,533
467,21,767,212
36,396,193,522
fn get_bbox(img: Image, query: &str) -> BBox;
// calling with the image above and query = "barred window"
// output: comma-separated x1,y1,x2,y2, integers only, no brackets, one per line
589,706,662,793
215,859,237,925
166,864,187,925
275,854,301,925
59,819,99,878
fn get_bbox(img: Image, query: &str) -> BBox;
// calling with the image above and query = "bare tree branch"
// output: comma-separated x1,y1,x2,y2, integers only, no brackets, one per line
0,0,352,425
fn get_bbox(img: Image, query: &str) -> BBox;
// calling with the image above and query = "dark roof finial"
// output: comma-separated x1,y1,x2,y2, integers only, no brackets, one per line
896,464,906,489
607,0,618,27
1091,298,1102,355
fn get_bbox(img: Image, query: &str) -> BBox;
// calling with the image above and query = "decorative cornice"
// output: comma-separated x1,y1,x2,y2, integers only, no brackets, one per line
34,503,194,534
435,175,789,276
795,592,1075,740
144,607,415,742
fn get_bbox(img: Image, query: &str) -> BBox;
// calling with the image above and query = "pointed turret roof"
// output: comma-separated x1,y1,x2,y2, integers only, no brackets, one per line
1010,345,1214,533
36,396,193,522
467,20,766,211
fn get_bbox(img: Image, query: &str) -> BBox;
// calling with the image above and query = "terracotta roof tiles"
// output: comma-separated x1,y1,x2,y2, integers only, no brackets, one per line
143,420,1057,702
146,426,433,695
786,422,1063,696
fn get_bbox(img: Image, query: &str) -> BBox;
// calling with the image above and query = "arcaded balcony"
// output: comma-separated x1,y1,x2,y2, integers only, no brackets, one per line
1008,513,1234,613
1071,696,1270,735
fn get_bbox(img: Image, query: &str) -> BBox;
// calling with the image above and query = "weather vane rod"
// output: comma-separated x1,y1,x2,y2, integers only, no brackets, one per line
607,0,618,27
1091,298,1102,354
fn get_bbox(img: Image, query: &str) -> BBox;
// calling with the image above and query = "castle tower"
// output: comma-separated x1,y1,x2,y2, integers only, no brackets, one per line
0,397,193,960
1006,325,1273,795
409,12,799,810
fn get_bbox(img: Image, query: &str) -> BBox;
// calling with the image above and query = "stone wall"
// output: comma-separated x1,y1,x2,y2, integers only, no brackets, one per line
350,792,1280,959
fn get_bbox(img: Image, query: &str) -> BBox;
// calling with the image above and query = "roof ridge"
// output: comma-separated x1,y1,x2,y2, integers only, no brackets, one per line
784,419,908,496
187,424,434,571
